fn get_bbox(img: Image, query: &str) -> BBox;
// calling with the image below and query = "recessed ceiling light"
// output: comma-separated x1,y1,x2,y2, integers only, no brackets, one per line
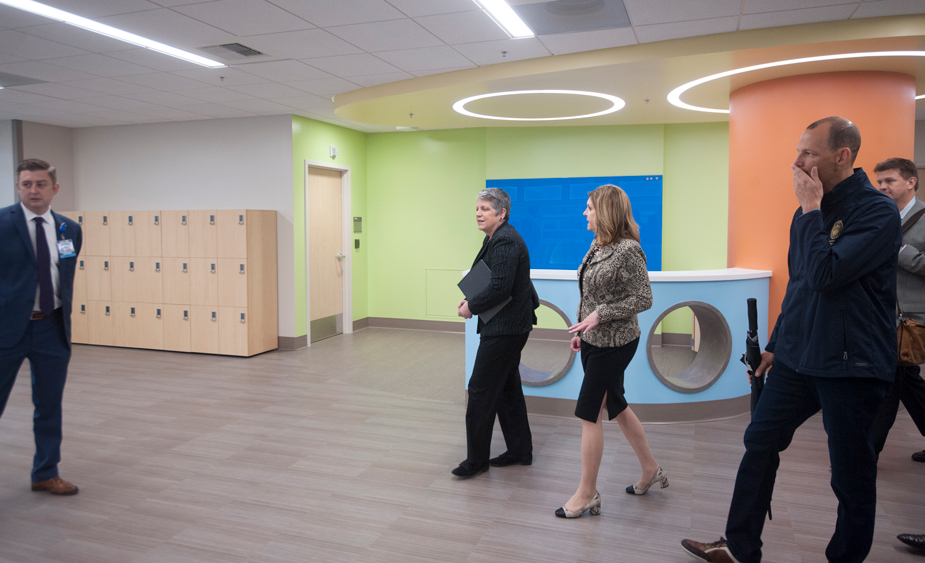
453,89,625,121
668,51,925,113
472,0,535,39
0,0,226,69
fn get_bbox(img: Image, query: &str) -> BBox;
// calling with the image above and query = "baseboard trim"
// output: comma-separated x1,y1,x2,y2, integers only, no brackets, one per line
278,335,308,350
360,317,464,333
353,317,370,331
524,394,751,423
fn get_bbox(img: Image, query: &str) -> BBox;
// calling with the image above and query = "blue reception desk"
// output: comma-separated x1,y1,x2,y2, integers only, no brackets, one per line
464,268,772,421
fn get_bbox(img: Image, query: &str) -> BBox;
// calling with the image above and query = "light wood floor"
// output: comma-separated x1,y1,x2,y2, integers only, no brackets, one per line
1,328,923,563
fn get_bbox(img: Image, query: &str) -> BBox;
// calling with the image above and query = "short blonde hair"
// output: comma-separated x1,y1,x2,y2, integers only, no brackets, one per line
588,184,640,246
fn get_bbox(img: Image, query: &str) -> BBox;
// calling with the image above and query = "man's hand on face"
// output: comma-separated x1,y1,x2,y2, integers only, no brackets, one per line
792,164,823,213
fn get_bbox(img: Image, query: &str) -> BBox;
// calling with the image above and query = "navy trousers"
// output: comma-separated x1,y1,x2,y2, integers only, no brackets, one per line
870,364,925,454
0,310,71,482
725,360,888,563
465,332,533,464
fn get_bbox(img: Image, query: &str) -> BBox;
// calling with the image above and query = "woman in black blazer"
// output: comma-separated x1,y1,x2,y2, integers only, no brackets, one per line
453,188,536,479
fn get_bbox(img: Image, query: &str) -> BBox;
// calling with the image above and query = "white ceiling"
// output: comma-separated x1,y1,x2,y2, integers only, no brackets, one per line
0,0,922,132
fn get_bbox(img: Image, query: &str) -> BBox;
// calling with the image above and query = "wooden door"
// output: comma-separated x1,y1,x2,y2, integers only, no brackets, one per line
139,304,165,349
217,210,247,258
71,300,88,344
110,256,136,302
189,258,218,306
134,210,162,257
112,302,136,347
163,304,191,352
190,305,219,354
308,166,343,342
85,257,112,301
218,258,247,307
82,211,110,256
110,211,136,257
219,306,248,356
162,258,191,305
136,257,163,303
162,210,190,258
87,300,113,345
189,210,217,258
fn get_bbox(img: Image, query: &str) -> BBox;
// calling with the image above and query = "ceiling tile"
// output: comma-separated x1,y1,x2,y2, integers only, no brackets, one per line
269,94,332,112
170,102,258,118
375,45,475,71
105,48,206,72
173,0,315,36
171,67,267,86
538,27,638,55
409,67,473,77
326,19,443,52
299,53,401,77
853,0,925,19
451,38,552,66
740,5,857,30
61,77,155,95
227,81,307,98
44,54,156,77
623,0,741,25
115,72,209,91
348,72,415,86
0,29,90,60
34,98,116,113
244,29,365,59
285,77,362,98
218,98,293,113
124,105,211,120
235,59,333,82
0,53,25,65
19,23,137,53
0,61,99,82
744,0,858,13
414,10,510,45
268,0,405,27
78,95,158,110
0,5,58,28
635,16,739,43
124,90,205,107
177,86,257,102
97,8,236,50
0,88,58,104
385,0,481,17
81,107,176,122
8,82,101,99
42,0,161,18
148,0,219,6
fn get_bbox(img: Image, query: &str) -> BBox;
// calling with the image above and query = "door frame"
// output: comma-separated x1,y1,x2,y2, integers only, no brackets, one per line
304,160,352,345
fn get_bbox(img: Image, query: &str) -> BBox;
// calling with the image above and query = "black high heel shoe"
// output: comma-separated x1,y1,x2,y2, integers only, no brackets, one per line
626,466,668,495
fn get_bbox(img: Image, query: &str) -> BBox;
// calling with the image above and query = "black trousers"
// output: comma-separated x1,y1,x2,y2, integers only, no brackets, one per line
870,364,925,454
465,332,532,464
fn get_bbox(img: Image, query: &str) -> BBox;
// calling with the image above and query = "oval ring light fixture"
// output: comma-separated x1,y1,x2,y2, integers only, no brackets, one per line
668,51,925,114
453,89,626,121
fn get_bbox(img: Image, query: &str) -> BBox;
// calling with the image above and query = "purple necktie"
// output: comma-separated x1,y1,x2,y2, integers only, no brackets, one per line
34,217,54,315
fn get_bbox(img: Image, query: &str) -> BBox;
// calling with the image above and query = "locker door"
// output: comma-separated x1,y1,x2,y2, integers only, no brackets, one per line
190,305,219,354
217,210,247,258
163,305,191,352
217,258,247,307
110,211,136,257
110,257,137,303
219,307,249,356
82,212,110,256
138,304,165,350
189,258,218,306
136,257,163,303
135,210,162,257
87,301,113,346
85,257,112,301
162,210,190,258
71,300,88,344
162,258,191,305
189,211,217,258
112,302,137,348
73,258,87,301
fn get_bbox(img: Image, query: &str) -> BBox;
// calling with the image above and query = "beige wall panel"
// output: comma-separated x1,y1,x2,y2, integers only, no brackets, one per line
110,211,136,257
162,258,191,305
190,305,219,354
73,258,87,301
218,306,248,356
189,258,218,306
134,210,162,257
82,211,110,256
110,256,136,303
71,300,88,344
216,210,248,259
161,210,190,258
246,210,278,355
189,210,217,258
86,300,113,346
137,257,163,304
163,304,191,352
85,256,111,301
218,258,247,308
308,168,343,321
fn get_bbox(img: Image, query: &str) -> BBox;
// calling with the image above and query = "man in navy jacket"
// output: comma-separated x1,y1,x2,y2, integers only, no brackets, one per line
0,159,82,495
682,117,902,563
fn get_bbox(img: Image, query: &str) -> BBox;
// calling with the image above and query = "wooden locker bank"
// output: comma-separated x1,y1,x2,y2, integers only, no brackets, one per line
60,210,278,357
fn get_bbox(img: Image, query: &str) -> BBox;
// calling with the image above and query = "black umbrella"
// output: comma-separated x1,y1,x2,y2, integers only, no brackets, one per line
740,298,764,416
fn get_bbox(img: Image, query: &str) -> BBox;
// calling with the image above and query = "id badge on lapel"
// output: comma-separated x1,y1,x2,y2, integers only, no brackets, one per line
57,222,76,258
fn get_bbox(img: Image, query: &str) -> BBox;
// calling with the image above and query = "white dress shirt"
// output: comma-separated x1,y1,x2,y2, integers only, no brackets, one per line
20,203,62,312
900,197,917,220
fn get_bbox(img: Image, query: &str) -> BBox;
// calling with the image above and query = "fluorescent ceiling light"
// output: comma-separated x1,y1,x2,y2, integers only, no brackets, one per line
668,51,925,113
453,90,625,121
0,0,225,68
472,0,535,38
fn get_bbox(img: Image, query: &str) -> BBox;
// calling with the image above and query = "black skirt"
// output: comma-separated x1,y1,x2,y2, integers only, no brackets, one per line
574,337,640,422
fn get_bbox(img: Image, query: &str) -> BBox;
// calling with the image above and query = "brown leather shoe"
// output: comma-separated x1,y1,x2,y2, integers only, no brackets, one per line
31,476,79,495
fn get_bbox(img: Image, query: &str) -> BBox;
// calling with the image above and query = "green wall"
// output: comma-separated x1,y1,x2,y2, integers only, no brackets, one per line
292,116,368,337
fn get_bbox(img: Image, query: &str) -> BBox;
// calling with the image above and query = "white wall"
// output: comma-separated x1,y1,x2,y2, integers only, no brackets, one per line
73,115,296,338
22,121,75,211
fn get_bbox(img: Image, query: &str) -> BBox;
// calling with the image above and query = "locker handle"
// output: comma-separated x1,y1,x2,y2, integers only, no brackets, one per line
211,311,216,322
211,263,215,274
129,261,134,272
182,263,188,273
105,306,110,315
240,313,245,323
183,310,188,321
78,215,83,224
154,215,159,225
239,263,245,274
79,260,84,270
155,262,160,272
181,215,187,225
156,308,161,319
80,304,85,314
209,214,215,225
128,215,133,226
131,307,135,317
104,261,109,270
102,215,108,225
238,214,244,225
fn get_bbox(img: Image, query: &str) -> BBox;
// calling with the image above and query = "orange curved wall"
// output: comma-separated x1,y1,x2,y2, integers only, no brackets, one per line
728,71,916,336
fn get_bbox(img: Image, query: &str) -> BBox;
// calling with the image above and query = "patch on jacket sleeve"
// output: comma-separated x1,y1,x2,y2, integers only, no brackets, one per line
829,220,845,245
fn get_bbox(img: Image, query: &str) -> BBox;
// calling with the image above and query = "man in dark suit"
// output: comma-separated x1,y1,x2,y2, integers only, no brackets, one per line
870,157,925,460
0,158,82,495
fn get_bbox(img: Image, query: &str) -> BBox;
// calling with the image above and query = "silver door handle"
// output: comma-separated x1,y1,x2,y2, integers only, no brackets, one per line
336,253,346,260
